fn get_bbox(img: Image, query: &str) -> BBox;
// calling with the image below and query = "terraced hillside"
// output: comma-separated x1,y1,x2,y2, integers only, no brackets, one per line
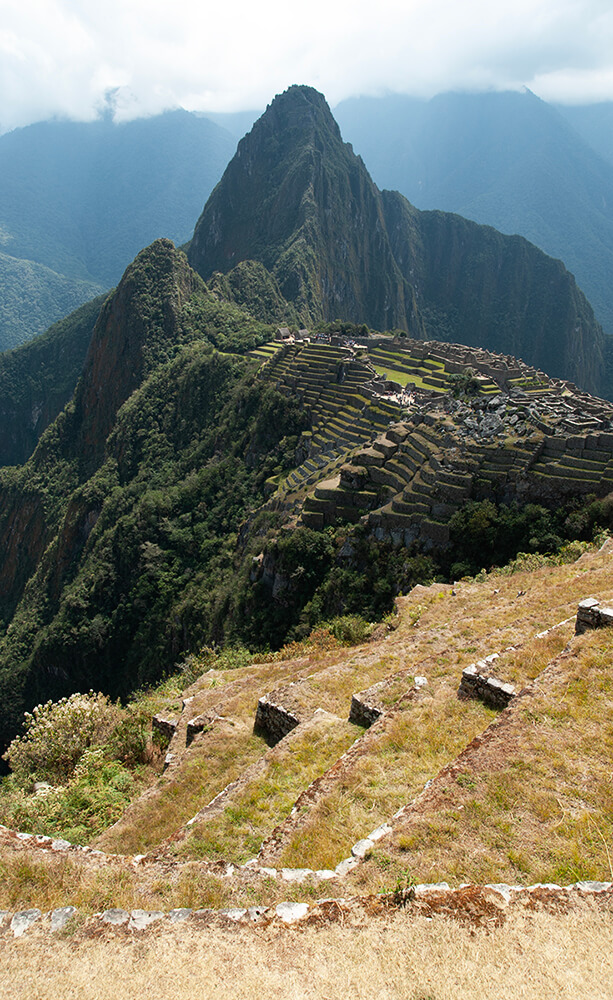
1,538,612,916
251,335,613,549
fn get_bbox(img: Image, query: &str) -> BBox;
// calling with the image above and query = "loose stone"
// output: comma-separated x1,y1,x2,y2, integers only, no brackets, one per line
275,902,309,923
51,906,77,932
11,910,41,937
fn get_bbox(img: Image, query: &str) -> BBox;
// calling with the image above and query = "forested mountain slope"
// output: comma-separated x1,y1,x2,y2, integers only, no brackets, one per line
1,87,613,752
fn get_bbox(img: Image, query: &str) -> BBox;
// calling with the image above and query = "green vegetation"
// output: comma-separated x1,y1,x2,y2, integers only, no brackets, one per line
0,294,106,466
0,691,152,843
0,252,103,352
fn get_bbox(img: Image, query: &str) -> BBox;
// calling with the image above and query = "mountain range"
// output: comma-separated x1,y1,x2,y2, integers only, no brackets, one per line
4,88,613,362
0,110,236,349
334,90,613,340
0,85,612,751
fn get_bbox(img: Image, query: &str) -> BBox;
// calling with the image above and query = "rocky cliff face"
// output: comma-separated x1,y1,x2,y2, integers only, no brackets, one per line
189,85,607,396
188,86,422,336
70,239,202,476
383,193,608,393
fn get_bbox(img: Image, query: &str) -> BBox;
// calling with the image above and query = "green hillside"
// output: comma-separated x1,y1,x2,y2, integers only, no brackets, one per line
0,293,106,466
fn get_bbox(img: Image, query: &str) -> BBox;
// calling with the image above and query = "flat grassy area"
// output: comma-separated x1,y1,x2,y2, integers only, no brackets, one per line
371,364,447,392
1,907,612,1000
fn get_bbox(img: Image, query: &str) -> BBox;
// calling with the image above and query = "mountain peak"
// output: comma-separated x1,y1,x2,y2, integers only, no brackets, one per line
187,86,606,393
257,84,341,137
188,85,415,333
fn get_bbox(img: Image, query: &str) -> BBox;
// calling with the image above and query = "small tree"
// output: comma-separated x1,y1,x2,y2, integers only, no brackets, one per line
448,368,481,397
3,692,122,786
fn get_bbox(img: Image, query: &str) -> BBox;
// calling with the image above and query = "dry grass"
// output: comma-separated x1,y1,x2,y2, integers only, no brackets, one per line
354,628,613,892
277,692,494,870
4,542,613,915
1,906,612,1000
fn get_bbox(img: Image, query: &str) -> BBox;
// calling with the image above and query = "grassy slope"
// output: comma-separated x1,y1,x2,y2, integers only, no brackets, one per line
1,541,612,914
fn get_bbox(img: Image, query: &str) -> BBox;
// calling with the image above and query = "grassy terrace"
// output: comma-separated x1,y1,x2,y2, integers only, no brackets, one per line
354,624,613,891
177,715,359,863
371,364,447,391
1,536,613,915
248,341,281,360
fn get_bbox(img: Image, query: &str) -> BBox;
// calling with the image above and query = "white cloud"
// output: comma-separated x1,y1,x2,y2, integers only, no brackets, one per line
1,0,613,130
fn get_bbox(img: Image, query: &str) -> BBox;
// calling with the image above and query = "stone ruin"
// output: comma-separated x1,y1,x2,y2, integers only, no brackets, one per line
458,656,516,709
575,597,613,634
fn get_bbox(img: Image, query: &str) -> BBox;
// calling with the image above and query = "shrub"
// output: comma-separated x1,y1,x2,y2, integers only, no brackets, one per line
321,614,374,645
0,747,139,842
107,711,150,766
3,692,122,786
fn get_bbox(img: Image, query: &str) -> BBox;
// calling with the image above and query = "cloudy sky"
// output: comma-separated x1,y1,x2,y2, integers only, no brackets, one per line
1,0,613,130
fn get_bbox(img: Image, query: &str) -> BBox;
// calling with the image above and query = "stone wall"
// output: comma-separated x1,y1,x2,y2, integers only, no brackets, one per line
348,693,383,728
254,697,300,744
151,714,177,744
458,657,515,709
575,597,613,635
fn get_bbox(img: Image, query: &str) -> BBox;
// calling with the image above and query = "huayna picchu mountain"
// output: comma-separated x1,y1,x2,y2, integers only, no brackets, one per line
188,86,421,338
188,85,608,397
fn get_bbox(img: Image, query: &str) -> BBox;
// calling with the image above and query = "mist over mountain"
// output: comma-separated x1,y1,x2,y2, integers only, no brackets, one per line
334,90,613,340
0,110,236,349
555,101,613,167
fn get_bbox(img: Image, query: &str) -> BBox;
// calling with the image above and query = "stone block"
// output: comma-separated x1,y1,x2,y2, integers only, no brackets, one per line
281,868,313,882
574,881,612,893
218,908,247,923
459,664,515,709
349,693,382,728
335,857,358,877
129,910,165,931
152,714,177,744
351,838,374,859
186,714,216,746
101,908,130,926
11,910,41,937
275,902,309,923
51,906,77,933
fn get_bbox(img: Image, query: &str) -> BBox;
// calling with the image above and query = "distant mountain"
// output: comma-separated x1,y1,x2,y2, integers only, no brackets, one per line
189,86,607,395
0,252,102,351
334,90,613,339
189,87,421,335
0,110,236,349
555,101,613,166
202,110,261,139
0,294,106,467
